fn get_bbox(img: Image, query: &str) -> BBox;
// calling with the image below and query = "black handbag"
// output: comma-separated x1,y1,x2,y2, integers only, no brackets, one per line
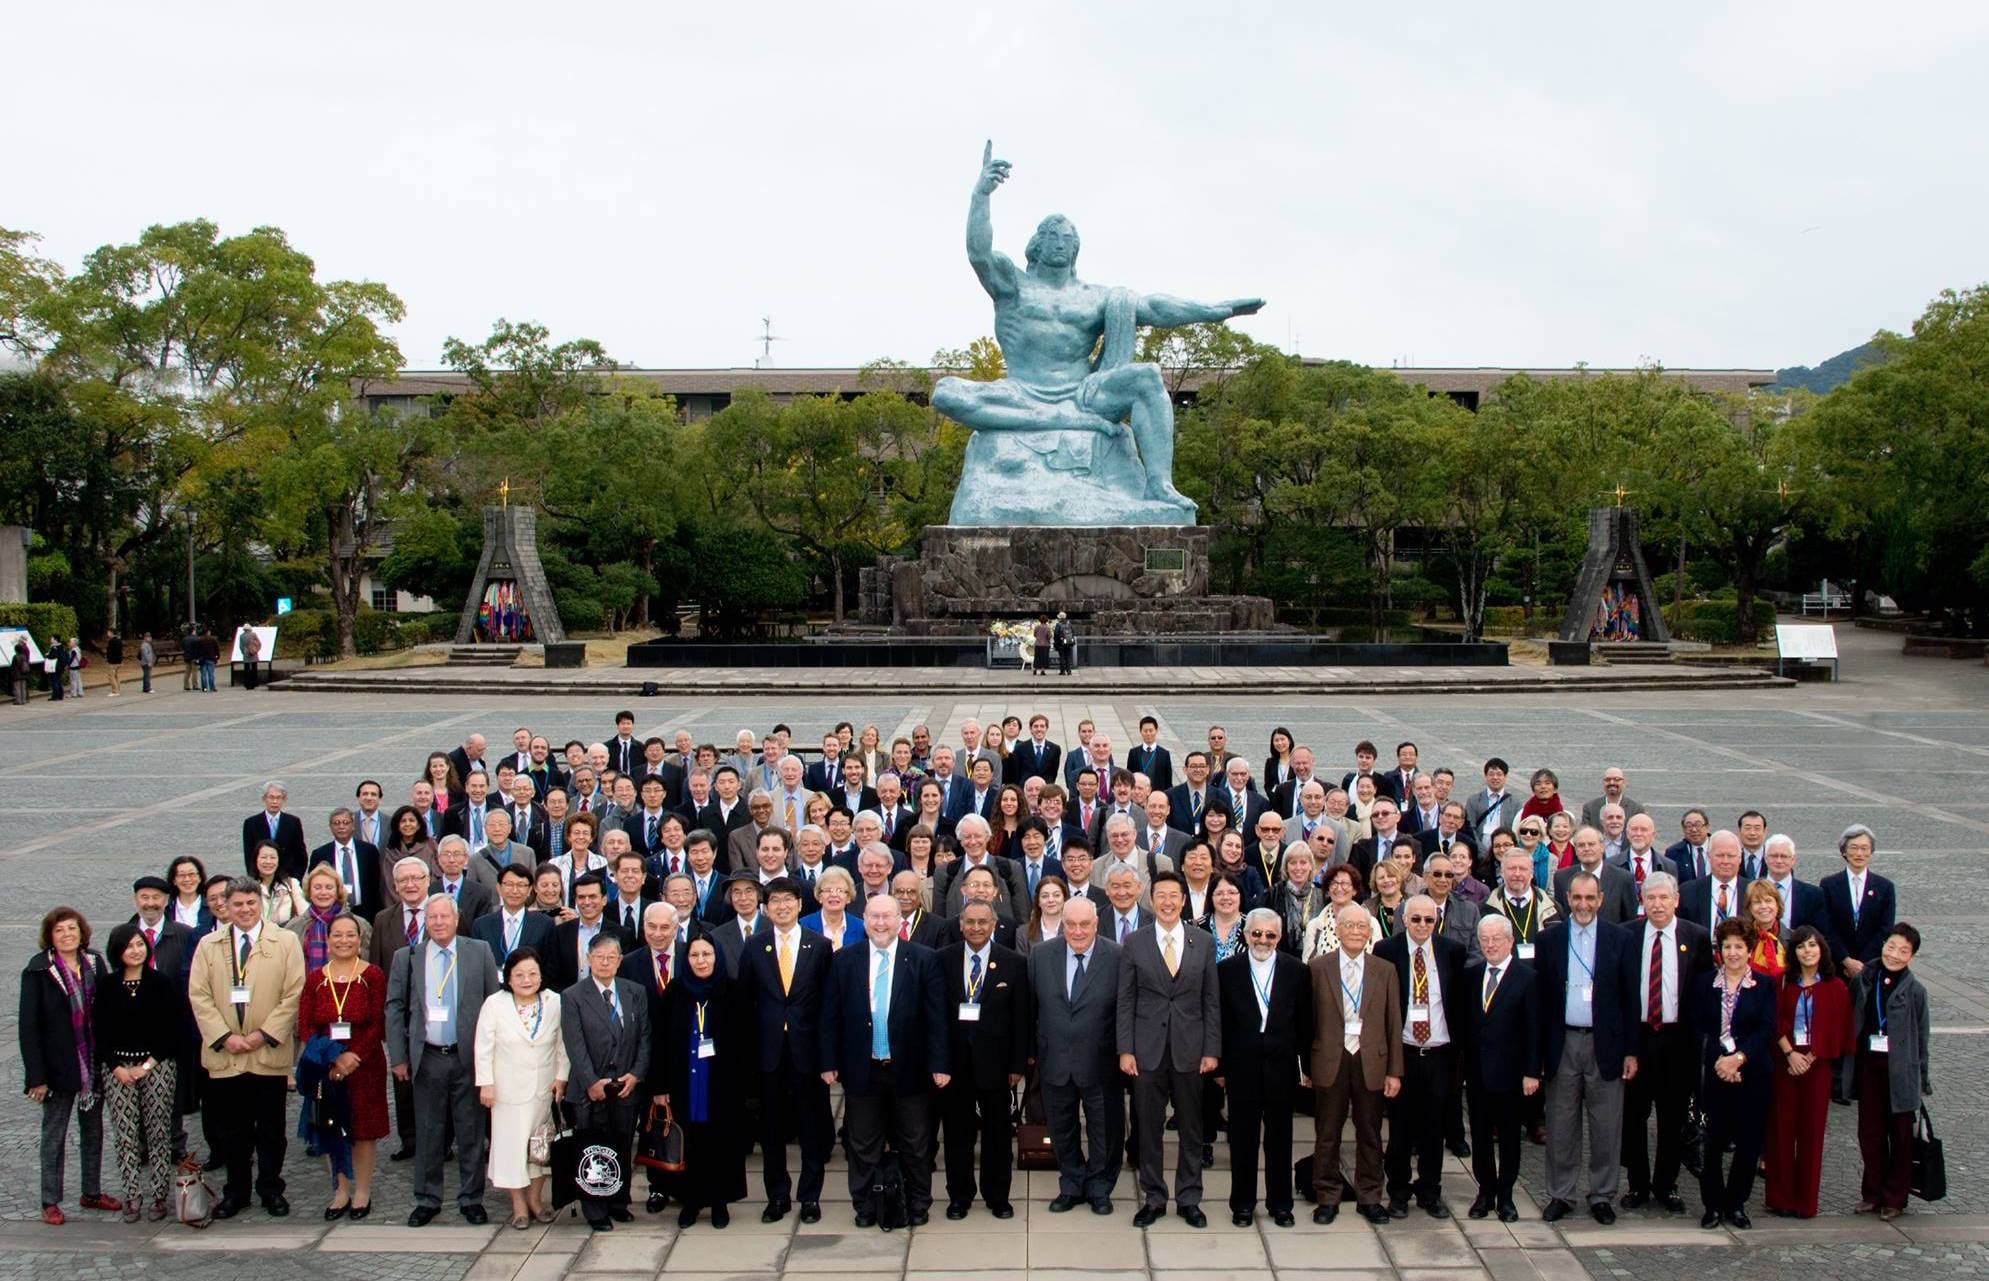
1012,1083,1058,1171
634,1100,686,1174
1911,1106,1946,1202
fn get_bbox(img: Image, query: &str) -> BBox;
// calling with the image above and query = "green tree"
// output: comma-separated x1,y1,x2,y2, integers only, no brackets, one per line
0,227,61,357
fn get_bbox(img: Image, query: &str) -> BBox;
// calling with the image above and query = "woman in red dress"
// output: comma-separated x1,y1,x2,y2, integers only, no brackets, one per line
296,913,388,1220
1763,925,1852,1218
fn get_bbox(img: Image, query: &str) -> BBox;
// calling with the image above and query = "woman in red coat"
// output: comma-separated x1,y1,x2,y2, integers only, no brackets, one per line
1763,925,1852,1218
296,914,388,1220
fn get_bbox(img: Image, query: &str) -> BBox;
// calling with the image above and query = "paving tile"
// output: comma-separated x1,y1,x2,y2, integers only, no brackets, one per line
158,1230,324,1250
1517,1248,1590,1281
313,1223,499,1252
1265,1230,1391,1268
782,1230,910,1272
1398,1269,1492,1281
1274,1271,1402,1281
1553,1222,1728,1247
907,1230,1028,1270
573,1232,673,1271
664,1231,789,1273
1380,1227,1479,1268
461,1258,525,1281
1143,1229,1269,1266
1029,1229,1150,1268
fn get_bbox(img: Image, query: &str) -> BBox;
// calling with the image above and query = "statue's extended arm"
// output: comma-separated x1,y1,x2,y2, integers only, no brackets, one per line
967,141,1018,299
1137,294,1265,327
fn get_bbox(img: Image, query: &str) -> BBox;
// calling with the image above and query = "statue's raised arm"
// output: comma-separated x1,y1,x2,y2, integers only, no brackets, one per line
965,141,1019,300
1137,293,1266,327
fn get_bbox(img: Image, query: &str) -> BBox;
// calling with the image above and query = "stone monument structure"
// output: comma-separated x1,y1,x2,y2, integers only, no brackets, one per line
0,526,26,604
863,142,1277,635
454,496,566,645
1559,505,1671,645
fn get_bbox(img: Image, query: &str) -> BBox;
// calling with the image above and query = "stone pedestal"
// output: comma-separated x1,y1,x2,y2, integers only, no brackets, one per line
455,506,566,645
861,526,1277,636
0,526,26,604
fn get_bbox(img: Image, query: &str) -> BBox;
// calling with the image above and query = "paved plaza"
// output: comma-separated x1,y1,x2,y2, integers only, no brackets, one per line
3,624,1986,1281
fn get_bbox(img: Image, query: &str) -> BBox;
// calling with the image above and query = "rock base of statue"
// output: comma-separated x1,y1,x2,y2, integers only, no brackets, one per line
860,525,1277,636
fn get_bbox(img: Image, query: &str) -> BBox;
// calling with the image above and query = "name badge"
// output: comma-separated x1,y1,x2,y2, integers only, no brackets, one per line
427,1002,449,1023
1408,1003,1430,1025
1515,943,1535,960
229,984,252,1004
957,1003,982,1022
329,1022,352,1042
1868,1034,1890,1053
1579,983,1593,1004
1793,1030,1810,1048
697,1037,716,1059
1345,1017,1363,1036
1720,1035,1737,1054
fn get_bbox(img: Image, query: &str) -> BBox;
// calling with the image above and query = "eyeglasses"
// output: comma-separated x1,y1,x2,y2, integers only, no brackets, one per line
1405,915,1437,924
1426,871,1454,879
1245,930,1279,940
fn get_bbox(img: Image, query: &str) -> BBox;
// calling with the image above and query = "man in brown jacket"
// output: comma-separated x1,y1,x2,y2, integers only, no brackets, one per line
187,877,307,1218
1306,904,1402,1224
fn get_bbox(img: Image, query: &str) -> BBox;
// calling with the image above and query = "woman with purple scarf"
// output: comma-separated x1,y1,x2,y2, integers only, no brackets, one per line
286,865,374,979
19,907,123,1225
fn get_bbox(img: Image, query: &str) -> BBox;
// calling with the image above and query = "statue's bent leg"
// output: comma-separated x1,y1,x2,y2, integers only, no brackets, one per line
936,375,1118,435
1084,365,1195,514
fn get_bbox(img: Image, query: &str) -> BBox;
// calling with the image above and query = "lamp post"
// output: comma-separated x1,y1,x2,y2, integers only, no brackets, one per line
185,506,196,628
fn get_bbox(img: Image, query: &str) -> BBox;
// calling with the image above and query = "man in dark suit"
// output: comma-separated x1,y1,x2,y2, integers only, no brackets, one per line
708,875,767,972
1758,835,1827,935
443,772,498,849
1217,908,1312,1227
1535,870,1641,1224
1115,871,1221,1228
1620,872,1712,1213
1552,827,1640,926
1820,822,1896,979
308,806,384,919
1374,894,1469,1218
1611,814,1680,905
496,776,551,863
1006,714,1063,785
698,766,753,844
739,877,835,1223
428,839,496,925
933,817,1028,917
602,851,660,939
1458,914,1541,1221
242,782,309,880
619,900,690,1212
1027,898,1122,1214
938,901,1029,1220
445,734,489,789
1011,820,1065,902
1163,752,1214,835
547,875,631,992
1268,746,1320,819
1341,739,1397,805
1677,831,1751,931
821,895,948,1228
1664,809,1713,883
604,713,641,776
1127,716,1172,792
559,930,650,1229
1218,758,1269,836
468,864,556,964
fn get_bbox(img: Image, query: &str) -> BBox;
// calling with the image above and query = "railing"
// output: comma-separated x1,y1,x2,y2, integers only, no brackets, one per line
1801,591,1850,616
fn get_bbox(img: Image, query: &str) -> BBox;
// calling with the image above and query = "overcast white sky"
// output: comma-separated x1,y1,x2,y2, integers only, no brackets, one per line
13,1,1988,373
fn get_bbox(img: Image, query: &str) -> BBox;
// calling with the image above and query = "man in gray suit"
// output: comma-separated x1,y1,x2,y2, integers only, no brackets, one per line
1116,871,1221,1228
935,816,1028,916
561,931,651,1230
1578,767,1646,830
1137,793,1190,865
1552,827,1640,926
385,895,502,1225
1027,897,1122,1215
1423,852,1484,961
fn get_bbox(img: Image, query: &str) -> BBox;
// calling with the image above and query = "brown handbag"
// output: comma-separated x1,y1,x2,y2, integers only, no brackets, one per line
1012,1083,1059,1170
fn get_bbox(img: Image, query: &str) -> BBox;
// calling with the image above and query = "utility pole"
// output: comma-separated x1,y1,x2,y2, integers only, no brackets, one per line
185,507,197,627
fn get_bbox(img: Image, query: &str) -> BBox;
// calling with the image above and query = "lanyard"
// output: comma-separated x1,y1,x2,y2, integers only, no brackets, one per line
327,968,358,1022
1249,962,1274,1017
232,930,255,985
964,954,988,1004
1795,985,1813,1034
1507,895,1536,939
1875,977,1888,1035
1339,964,1363,1014
432,946,457,998
1569,928,1595,981
694,999,708,1041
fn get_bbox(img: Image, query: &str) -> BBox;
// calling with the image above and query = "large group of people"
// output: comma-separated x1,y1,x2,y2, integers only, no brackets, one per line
20,713,1933,1238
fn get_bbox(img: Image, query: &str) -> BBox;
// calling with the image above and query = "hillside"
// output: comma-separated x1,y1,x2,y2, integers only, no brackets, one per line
1774,340,1885,394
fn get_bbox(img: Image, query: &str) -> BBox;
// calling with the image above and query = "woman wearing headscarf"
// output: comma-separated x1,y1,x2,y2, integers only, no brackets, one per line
656,935,747,1227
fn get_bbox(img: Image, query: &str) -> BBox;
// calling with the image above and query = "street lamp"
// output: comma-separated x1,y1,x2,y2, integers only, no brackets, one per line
185,506,197,628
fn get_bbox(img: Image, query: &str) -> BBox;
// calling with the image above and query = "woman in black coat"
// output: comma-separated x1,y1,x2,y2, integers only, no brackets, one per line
656,936,747,1227
93,923,184,1220
19,907,119,1223
1696,918,1779,1230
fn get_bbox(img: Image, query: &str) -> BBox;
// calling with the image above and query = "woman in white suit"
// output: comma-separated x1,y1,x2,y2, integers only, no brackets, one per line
474,946,567,1229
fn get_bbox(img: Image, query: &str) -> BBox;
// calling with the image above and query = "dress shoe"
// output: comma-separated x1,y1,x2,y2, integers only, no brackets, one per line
1659,1191,1687,1214
908,1211,929,1227
39,1205,64,1226
988,1203,1015,1219
1726,1209,1752,1230
647,1190,668,1213
679,1203,701,1228
461,1205,488,1225
1878,1206,1901,1221
390,1146,415,1163
1854,1201,1877,1214
262,1196,289,1218
80,1194,122,1212
1497,1199,1520,1223
1467,1194,1493,1220
1590,1202,1616,1225
1420,1198,1451,1220
324,1203,348,1221
1132,1204,1163,1228
588,1216,613,1231
853,1210,878,1229
1619,1190,1649,1209
761,1200,789,1223
1232,1210,1254,1227
1448,1138,1472,1158
1179,1206,1207,1229
1048,1194,1080,1213
608,1207,633,1222
1089,1197,1113,1215
211,1198,245,1220
408,1206,439,1227
799,1202,821,1223
1540,1198,1570,1223
347,1203,372,1222
946,1201,969,1220
1386,1199,1409,1219
1358,1203,1392,1226
1313,1204,1339,1224
1272,1210,1296,1228
1701,1209,1722,1229
1202,1143,1215,1168
711,1205,730,1228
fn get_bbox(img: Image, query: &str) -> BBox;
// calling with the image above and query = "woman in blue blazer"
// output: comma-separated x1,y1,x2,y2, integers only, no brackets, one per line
1696,918,1779,1230
798,867,865,950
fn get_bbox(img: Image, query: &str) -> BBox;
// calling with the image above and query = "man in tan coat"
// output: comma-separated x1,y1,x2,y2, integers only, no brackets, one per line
1306,904,1402,1225
188,877,306,1218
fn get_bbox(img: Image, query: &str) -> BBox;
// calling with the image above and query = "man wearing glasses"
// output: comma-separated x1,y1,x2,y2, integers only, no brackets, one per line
1374,895,1469,1219
1215,909,1312,1228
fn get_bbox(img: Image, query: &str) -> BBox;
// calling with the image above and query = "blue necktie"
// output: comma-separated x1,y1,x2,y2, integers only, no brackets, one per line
871,951,892,1058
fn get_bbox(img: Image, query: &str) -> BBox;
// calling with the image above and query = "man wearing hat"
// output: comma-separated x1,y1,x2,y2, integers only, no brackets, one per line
712,871,769,974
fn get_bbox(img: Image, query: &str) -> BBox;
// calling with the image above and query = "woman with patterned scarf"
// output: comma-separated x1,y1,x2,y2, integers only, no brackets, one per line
19,906,122,1225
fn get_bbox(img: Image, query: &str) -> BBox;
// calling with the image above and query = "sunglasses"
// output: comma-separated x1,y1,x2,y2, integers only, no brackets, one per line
1405,915,1437,925
1426,870,1454,879
1245,930,1279,940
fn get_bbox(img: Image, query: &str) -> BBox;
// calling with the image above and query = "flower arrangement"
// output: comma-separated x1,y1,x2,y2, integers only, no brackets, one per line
988,619,1035,663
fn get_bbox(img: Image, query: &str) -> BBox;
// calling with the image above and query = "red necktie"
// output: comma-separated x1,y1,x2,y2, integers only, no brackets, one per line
656,951,670,991
144,927,158,969
1717,883,1730,919
1648,933,1665,1030
1633,854,1645,885
899,919,911,942
405,910,419,945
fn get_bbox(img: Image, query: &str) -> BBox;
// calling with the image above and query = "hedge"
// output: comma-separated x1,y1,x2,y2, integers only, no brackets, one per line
1661,598,1777,645
0,602,81,643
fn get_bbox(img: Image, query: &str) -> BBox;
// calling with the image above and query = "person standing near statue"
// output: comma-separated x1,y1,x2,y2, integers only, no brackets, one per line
240,627,262,692
1054,612,1074,676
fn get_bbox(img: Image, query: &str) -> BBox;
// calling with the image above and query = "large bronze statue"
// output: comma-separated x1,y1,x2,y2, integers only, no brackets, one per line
932,143,1264,526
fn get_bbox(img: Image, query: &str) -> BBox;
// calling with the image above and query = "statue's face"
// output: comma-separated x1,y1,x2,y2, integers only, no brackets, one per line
1026,215,1079,269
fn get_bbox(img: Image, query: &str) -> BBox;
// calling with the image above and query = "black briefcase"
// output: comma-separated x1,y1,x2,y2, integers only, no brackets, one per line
1912,1107,1946,1202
